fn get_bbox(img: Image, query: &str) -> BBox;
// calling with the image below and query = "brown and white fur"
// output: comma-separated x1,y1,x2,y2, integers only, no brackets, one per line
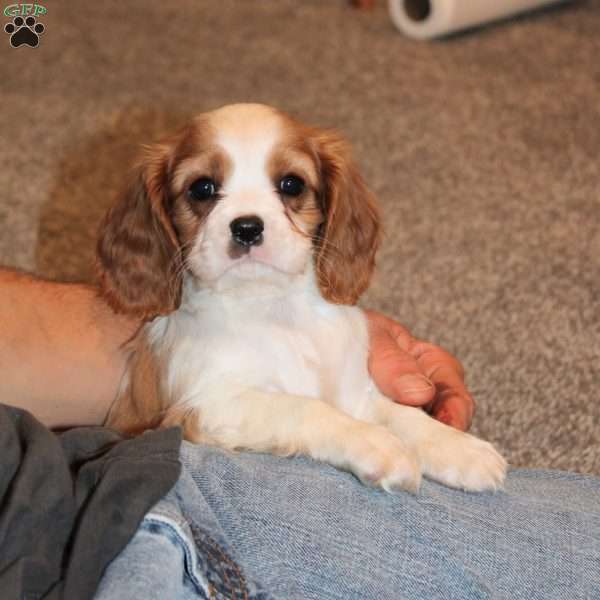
97,103,506,493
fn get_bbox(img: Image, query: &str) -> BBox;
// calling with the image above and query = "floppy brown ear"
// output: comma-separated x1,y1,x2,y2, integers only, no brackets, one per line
96,144,183,319
313,130,381,305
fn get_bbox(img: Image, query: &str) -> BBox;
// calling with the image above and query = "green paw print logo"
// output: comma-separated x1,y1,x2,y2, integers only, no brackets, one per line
3,3,47,48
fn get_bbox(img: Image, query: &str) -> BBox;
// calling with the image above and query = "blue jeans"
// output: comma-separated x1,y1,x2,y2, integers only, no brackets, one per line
95,442,600,600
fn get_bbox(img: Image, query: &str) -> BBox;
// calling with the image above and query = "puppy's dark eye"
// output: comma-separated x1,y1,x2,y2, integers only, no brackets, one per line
278,175,305,197
188,178,217,201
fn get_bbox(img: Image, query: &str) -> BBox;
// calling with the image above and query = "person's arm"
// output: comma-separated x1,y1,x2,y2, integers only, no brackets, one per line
0,267,474,431
0,268,138,428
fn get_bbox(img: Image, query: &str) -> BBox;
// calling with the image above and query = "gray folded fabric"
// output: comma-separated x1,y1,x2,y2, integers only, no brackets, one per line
0,404,182,600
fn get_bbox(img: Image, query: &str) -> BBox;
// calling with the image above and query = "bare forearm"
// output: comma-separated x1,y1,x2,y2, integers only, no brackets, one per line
0,268,139,428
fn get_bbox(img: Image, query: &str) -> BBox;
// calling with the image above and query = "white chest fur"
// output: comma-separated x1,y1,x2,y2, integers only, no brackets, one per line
147,271,373,420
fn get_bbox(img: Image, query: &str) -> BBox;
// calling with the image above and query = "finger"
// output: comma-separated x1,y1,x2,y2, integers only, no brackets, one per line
429,390,474,431
412,341,466,380
367,314,435,406
412,343,475,431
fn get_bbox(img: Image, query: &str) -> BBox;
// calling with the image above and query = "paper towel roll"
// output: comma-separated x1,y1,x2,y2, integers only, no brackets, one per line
388,0,567,40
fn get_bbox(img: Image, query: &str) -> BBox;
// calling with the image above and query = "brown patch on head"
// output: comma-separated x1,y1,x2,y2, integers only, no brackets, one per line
267,121,324,238
169,121,232,256
170,118,233,195
268,111,381,305
96,118,228,318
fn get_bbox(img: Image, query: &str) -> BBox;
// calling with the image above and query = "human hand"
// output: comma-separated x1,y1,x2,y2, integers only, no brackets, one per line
365,310,474,432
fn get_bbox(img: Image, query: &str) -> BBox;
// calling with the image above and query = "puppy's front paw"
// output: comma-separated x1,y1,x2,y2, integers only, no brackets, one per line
417,429,507,492
339,424,422,494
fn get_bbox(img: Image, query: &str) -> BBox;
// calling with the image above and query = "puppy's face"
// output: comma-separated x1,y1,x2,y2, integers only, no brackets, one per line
172,105,322,286
97,104,380,318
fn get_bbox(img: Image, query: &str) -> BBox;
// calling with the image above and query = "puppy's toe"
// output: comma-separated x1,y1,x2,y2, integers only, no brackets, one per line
348,425,422,494
380,453,422,494
418,431,507,492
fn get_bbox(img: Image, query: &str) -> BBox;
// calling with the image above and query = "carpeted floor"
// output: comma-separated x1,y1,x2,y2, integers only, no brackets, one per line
1,1,598,474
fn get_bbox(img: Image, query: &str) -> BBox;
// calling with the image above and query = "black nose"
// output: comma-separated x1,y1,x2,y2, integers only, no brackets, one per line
230,216,264,247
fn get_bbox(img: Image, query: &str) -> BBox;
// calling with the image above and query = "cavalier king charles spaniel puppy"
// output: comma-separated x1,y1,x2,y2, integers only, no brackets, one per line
97,103,506,493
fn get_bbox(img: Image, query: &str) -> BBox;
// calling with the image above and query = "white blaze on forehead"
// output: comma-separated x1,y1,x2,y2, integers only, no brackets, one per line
206,104,284,193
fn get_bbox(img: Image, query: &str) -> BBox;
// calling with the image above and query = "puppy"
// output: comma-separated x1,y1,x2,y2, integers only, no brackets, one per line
97,103,506,493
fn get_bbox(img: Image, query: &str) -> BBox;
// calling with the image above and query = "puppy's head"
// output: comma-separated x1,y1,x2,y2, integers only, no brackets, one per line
97,104,380,318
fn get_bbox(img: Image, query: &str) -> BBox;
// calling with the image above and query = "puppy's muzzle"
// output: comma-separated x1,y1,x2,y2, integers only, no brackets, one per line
230,216,264,247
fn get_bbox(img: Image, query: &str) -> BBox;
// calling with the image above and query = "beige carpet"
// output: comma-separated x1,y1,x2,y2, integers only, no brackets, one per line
1,0,599,474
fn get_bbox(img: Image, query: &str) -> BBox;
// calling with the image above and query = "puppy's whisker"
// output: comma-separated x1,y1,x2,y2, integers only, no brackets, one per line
166,242,196,304
311,234,345,257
